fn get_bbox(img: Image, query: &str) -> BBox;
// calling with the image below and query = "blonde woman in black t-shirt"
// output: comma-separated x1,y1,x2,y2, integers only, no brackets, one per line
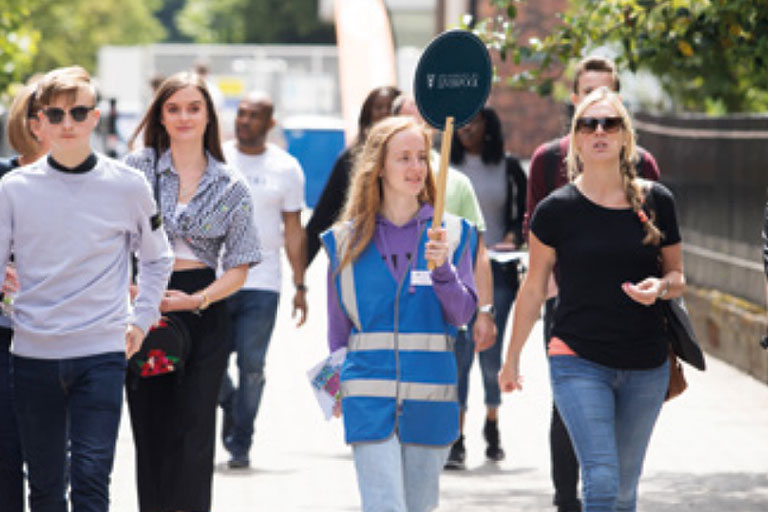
499,86,684,512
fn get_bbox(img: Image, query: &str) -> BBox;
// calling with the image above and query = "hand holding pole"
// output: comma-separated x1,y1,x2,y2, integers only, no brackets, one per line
428,116,454,270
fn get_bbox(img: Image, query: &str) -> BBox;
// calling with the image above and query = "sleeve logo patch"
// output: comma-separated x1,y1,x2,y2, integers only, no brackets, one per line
150,213,162,231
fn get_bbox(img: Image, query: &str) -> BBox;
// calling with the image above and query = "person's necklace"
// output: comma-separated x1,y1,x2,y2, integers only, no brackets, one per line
178,174,202,203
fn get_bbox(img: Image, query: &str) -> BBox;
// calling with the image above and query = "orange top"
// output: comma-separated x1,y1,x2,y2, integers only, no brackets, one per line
548,336,577,356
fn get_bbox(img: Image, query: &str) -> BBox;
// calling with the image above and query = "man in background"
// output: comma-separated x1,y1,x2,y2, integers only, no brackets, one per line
218,91,308,469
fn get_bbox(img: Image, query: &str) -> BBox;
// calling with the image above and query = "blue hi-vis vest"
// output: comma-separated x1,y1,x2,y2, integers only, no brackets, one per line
321,213,474,446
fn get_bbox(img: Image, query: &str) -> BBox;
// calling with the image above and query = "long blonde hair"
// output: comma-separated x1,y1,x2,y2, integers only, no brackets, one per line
566,87,662,246
335,116,436,270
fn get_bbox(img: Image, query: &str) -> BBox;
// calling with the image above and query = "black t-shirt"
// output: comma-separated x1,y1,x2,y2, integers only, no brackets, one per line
531,181,681,369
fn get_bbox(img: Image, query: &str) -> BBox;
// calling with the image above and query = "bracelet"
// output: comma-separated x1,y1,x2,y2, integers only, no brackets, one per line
195,291,211,312
657,279,670,299
295,283,308,292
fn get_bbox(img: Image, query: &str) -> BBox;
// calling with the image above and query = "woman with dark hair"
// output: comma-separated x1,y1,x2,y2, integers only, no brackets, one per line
444,106,527,468
123,71,261,512
0,81,49,512
305,85,401,265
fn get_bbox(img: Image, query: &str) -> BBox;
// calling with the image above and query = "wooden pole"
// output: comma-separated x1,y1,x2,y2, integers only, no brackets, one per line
428,116,454,270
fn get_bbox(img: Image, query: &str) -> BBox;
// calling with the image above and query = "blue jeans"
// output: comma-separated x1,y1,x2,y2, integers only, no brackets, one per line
0,328,24,512
13,352,126,512
455,260,519,409
219,289,280,457
353,435,449,512
549,355,668,512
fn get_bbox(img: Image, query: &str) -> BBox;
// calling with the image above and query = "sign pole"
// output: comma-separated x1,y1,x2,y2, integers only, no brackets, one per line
428,116,454,270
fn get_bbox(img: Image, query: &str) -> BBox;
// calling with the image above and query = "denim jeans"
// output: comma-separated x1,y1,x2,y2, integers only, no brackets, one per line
455,260,519,409
219,289,280,457
549,355,668,512
352,435,449,512
13,352,126,512
0,328,24,512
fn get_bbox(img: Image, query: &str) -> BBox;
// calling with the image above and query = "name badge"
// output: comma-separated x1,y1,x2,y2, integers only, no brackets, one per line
410,270,433,286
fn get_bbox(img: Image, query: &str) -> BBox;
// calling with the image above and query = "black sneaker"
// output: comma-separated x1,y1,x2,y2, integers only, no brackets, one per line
554,493,582,511
483,419,505,462
227,453,250,469
444,435,466,470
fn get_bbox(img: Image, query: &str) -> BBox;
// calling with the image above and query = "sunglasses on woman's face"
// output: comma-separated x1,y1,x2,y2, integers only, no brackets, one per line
575,116,624,134
42,105,95,124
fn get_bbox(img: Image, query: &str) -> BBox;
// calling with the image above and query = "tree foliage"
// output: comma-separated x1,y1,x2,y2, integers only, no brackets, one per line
155,0,193,42
476,0,768,113
0,0,164,97
27,0,165,75
0,1,41,96
178,0,335,44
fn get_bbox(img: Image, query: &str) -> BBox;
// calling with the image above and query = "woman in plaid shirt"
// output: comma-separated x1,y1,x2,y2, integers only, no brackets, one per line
124,71,261,512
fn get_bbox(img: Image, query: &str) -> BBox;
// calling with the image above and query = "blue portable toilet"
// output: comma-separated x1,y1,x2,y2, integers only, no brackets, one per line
282,115,345,208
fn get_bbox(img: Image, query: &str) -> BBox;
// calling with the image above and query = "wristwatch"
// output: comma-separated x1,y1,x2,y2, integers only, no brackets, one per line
478,304,496,318
657,279,670,299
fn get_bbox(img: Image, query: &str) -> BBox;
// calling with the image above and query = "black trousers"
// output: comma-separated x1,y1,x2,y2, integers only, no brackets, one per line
0,326,23,512
126,268,230,512
544,298,581,509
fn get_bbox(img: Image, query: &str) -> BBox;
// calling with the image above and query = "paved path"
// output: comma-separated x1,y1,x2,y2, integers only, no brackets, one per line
111,253,768,511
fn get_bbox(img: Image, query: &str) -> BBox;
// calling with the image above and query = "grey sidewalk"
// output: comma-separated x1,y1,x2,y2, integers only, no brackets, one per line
111,255,768,511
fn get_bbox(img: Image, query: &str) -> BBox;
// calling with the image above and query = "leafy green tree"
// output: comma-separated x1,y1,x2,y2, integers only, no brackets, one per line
26,0,165,76
178,0,335,44
155,0,193,42
476,0,768,113
0,1,41,95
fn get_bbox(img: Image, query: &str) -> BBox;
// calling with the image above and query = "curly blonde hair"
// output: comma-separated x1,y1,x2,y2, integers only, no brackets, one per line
335,116,436,270
566,86,662,246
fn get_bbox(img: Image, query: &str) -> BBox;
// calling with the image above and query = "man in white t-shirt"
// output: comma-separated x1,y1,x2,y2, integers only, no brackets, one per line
219,91,308,469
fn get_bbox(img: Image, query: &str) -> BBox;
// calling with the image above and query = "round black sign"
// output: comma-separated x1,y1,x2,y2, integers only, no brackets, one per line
413,30,492,130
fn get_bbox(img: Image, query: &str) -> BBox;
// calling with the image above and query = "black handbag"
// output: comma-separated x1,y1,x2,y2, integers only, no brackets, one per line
660,297,706,371
129,313,191,378
128,154,192,379
641,186,706,401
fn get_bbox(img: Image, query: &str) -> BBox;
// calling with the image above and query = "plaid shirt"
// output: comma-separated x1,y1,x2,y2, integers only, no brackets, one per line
124,147,261,271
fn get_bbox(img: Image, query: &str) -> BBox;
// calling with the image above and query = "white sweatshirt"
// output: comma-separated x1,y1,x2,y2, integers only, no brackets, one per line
0,153,173,359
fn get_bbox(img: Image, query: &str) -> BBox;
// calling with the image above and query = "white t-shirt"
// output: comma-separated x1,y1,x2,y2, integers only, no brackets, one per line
224,141,305,291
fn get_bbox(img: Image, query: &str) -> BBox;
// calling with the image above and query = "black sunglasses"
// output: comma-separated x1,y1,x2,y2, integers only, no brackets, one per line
42,105,95,124
575,116,624,134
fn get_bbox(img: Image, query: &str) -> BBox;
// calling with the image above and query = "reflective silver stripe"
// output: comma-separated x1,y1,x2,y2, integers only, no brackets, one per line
400,382,457,402
342,379,457,402
341,379,396,398
348,332,451,352
332,226,362,331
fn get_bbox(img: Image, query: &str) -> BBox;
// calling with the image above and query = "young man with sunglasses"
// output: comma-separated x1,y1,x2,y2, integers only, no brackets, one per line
522,56,660,512
0,66,173,512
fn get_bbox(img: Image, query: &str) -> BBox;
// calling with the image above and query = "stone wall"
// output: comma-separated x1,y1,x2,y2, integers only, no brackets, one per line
686,286,768,384
636,111,768,307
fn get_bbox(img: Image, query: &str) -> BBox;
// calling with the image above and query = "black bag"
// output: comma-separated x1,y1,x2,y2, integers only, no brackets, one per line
128,156,192,379
661,298,706,371
129,314,191,378
660,298,705,401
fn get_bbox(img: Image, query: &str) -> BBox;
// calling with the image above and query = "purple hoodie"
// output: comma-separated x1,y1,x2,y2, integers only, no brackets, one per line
326,204,477,352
